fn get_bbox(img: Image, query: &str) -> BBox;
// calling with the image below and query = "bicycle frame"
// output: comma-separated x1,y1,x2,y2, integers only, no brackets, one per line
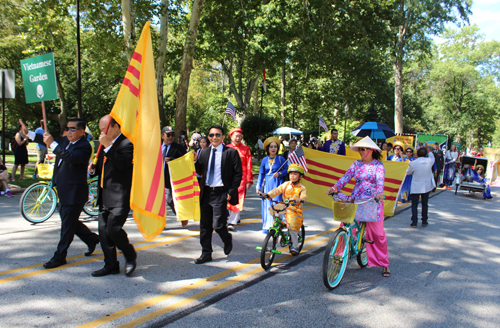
339,220,365,260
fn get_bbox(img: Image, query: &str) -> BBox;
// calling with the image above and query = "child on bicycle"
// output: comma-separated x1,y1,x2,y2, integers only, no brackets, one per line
262,164,308,254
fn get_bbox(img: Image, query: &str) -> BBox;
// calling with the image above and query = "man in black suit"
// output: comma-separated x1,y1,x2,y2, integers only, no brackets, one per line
433,146,445,188
194,125,242,264
21,118,99,269
89,115,136,277
161,126,188,228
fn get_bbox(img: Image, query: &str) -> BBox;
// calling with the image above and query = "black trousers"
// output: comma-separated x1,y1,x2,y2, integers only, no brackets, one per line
411,192,429,224
165,187,176,214
200,188,231,255
53,203,98,261
98,206,136,269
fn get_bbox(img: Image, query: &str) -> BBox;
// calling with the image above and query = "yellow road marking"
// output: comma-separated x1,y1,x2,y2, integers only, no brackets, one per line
78,226,336,328
0,204,318,279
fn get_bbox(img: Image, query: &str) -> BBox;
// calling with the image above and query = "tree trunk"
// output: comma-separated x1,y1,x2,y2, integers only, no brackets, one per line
253,78,259,113
175,0,204,136
280,65,286,125
51,71,68,131
156,0,169,128
393,57,403,133
122,0,135,62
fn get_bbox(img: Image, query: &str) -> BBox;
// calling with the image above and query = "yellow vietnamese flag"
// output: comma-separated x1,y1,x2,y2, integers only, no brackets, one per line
168,152,201,222
302,147,408,217
109,21,166,241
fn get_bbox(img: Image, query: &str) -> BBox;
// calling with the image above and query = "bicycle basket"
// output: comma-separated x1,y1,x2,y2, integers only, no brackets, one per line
332,201,357,223
354,199,380,222
37,163,54,179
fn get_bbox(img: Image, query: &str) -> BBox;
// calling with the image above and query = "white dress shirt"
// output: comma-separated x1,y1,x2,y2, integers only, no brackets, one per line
206,143,224,187
406,152,436,194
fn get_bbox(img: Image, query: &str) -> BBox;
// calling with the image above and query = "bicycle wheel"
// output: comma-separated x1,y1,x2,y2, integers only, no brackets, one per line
260,231,278,270
356,222,368,267
289,225,306,256
83,179,99,217
322,229,349,290
20,183,58,224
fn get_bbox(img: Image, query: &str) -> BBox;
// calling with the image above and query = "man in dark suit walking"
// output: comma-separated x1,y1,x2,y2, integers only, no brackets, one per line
194,125,242,264
22,118,99,269
89,115,137,277
161,126,188,227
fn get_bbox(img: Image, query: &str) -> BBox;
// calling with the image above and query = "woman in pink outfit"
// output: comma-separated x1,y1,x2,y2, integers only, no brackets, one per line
327,136,390,277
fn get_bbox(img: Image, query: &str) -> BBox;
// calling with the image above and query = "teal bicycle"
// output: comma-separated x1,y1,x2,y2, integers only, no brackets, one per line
322,193,378,289
19,177,99,224
256,196,305,270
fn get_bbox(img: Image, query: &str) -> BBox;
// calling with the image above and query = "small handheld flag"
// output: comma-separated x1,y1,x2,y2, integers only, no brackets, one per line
225,100,236,121
319,116,328,132
288,146,308,172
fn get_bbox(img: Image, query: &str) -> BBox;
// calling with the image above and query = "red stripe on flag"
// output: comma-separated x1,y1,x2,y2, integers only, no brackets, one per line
132,52,142,63
385,177,402,185
175,191,200,201
123,78,140,97
305,175,399,195
172,172,197,186
307,159,347,175
308,168,354,186
174,185,195,193
145,149,164,212
127,65,141,80
158,190,166,217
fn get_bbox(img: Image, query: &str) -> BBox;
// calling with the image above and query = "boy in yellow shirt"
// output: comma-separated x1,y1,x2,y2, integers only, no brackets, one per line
262,164,308,254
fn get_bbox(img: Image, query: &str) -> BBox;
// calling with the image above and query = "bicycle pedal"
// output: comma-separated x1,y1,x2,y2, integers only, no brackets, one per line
271,250,281,254
256,247,262,251
366,240,374,244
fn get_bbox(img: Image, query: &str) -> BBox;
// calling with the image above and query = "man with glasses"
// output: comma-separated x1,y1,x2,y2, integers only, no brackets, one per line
320,128,345,155
194,125,242,264
161,126,188,227
21,118,99,269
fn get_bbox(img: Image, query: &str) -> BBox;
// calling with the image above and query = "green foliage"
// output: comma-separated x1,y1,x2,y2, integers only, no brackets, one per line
240,114,279,153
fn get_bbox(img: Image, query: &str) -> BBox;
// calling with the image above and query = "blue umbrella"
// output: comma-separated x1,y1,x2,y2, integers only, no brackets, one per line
271,127,303,135
351,122,395,139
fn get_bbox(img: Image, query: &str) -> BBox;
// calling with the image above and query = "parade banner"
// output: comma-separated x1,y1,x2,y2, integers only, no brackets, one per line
302,148,408,217
109,22,166,241
345,147,361,159
169,152,201,222
416,133,448,150
386,135,414,150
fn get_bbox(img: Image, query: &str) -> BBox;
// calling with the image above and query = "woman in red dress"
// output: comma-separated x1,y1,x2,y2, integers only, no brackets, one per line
227,128,253,230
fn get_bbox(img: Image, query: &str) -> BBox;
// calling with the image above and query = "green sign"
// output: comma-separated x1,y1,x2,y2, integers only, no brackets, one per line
20,53,58,104
416,133,448,151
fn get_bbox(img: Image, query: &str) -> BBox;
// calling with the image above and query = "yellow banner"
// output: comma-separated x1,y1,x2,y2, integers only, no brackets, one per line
386,136,414,150
302,148,408,217
110,22,166,241
168,152,201,222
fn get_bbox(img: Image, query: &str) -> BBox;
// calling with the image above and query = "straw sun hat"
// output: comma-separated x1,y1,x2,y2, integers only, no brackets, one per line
350,136,381,152
263,137,281,150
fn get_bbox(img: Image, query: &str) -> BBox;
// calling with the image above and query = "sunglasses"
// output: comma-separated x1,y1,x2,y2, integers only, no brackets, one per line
65,126,80,132
269,145,278,149
394,147,402,151
406,150,413,153
208,133,222,138
358,148,369,151
165,133,175,137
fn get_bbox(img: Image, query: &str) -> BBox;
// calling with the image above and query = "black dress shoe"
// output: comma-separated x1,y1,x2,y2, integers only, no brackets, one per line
125,260,137,276
85,238,100,256
224,234,233,255
43,258,67,269
92,265,120,277
422,222,428,227
195,254,212,264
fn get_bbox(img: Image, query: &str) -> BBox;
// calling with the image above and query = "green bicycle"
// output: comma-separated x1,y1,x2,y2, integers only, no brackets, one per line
256,196,305,270
322,194,378,290
19,177,99,224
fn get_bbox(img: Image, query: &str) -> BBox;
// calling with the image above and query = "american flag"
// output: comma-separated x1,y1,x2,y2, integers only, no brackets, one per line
288,146,308,172
319,116,328,132
225,100,236,121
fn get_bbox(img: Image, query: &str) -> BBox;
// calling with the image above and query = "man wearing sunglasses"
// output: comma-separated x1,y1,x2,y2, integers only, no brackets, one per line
161,126,188,227
21,118,99,269
194,125,242,264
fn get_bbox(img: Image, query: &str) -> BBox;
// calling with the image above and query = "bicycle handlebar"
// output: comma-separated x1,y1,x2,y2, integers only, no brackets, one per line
328,190,379,204
259,193,298,212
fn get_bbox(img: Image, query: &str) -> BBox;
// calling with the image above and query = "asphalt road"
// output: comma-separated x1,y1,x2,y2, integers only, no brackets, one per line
0,185,499,328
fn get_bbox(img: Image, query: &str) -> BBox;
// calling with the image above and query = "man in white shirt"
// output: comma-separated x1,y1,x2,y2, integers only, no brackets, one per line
406,144,436,228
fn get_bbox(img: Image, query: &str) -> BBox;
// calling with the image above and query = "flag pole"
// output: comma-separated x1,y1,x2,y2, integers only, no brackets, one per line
41,101,48,132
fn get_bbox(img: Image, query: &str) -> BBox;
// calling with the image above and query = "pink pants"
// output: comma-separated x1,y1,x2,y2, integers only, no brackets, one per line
365,219,389,267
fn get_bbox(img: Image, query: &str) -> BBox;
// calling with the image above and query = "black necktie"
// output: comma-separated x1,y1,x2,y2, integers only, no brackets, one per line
207,148,217,185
